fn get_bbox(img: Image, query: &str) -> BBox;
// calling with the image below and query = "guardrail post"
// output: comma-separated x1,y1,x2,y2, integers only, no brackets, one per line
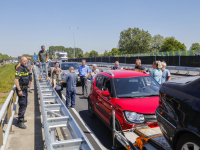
0,121,3,147
13,90,17,114
112,110,116,149
7,101,12,132
179,55,181,66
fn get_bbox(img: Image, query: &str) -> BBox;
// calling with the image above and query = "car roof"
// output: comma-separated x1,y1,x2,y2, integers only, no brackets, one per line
100,70,150,78
167,76,200,84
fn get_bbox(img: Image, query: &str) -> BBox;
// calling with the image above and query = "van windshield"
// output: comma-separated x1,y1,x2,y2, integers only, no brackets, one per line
114,76,160,98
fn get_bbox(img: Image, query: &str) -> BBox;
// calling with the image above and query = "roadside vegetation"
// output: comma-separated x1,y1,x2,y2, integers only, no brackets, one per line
0,64,16,103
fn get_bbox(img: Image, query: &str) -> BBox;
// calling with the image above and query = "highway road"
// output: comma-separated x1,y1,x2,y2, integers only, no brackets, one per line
61,66,194,150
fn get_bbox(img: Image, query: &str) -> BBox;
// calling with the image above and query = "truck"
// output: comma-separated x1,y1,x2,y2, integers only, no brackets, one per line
54,51,68,61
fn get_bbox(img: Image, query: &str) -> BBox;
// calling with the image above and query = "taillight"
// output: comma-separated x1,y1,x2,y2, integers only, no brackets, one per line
159,90,165,108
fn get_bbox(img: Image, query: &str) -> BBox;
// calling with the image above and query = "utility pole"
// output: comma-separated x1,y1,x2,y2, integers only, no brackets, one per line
69,27,79,58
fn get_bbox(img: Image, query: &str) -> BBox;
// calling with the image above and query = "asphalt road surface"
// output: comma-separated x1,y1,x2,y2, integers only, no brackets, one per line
61,66,194,150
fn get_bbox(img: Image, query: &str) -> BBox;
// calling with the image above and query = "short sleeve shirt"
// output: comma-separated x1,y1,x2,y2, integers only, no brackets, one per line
151,69,162,84
78,65,90,77
90,69,99,82
135,65,145,70
161,69,171,84
38,50,49,62
64,72,78,92
52,67,61,84
112,66,121,70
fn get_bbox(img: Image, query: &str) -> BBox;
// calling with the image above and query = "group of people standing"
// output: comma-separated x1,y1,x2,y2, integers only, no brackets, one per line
110,59,171,84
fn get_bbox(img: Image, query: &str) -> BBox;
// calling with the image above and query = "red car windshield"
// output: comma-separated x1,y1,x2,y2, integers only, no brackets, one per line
114,76,160,98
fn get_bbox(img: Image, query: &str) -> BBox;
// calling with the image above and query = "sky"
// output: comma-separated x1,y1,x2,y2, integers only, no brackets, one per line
0,0,200,57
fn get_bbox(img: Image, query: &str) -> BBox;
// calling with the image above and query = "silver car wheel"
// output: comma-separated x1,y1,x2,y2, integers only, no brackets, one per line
181,142,200,150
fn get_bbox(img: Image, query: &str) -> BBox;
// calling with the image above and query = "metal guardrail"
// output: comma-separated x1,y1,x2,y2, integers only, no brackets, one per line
0,85,18,150
81,62,200,75
34,66,94,150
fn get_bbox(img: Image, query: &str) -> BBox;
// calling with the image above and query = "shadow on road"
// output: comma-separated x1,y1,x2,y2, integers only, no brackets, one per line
79,110,113,149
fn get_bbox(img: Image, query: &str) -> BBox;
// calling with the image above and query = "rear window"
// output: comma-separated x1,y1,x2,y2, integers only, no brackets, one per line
61,63,79,70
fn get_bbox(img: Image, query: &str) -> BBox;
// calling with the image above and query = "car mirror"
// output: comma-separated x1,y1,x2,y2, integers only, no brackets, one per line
101,91,110,97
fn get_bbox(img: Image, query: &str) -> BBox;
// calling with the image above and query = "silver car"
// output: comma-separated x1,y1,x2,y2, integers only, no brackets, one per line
60,62,80,83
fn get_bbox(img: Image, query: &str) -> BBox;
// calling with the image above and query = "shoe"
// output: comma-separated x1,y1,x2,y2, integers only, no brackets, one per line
28,89,32,93
18,118,26,129
81,93,84,96
46,75,48,80
39,76,42,81
85,94,88,97
22,118,27,123
71,106,75,108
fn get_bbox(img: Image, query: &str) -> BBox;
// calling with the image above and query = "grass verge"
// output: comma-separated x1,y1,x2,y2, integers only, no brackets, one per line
0,64,16,103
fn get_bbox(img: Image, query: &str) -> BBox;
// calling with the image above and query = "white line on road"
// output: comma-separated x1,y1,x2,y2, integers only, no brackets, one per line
62,94,107,150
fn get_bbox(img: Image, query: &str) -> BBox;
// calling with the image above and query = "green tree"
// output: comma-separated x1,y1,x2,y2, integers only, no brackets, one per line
103,50,111,56
151,34,165,52
89,50,98,57
76,53,83,58
160,37,186,52
83,52,89,57
118,27,152,54
110,48,120,56
0,53,2,62
190,43,200,50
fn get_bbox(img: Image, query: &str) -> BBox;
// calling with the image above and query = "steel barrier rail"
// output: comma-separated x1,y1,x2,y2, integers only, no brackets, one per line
34,66,94,150
80,62,200,75
0,85,18,150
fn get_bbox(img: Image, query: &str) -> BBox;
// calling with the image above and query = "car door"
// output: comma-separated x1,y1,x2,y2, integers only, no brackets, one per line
98,77,113,124
93,75,105,117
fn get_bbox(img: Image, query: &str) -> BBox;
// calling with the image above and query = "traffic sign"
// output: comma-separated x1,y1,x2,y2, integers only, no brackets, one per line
33,55,37,60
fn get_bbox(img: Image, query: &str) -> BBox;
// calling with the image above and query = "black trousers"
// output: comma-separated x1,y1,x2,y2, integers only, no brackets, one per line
80,76,88,95
56,90,62,99
16,89,28,119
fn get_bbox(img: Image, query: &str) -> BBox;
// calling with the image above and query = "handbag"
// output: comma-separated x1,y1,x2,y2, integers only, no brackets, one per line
55,84,63,91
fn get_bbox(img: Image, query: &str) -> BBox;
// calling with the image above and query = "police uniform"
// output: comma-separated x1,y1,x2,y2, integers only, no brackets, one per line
15,63,29,123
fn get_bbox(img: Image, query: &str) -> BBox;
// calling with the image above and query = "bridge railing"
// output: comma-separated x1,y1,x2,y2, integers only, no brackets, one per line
0,85,18,150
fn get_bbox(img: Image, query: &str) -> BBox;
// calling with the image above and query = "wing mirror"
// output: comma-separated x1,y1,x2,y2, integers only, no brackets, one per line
101,91,110,97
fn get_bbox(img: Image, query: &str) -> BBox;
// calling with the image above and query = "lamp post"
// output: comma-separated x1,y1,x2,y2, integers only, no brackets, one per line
69,27,79,58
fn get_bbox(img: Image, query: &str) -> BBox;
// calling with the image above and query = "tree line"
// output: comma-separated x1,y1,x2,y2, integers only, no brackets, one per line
0,53,13,62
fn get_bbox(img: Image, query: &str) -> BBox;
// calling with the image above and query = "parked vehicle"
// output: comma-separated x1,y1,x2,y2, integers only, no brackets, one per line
88,69,160,131
60,62,80,84
156,76,200,150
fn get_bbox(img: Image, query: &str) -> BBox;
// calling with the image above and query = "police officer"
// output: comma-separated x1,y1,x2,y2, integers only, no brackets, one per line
14,57,29,129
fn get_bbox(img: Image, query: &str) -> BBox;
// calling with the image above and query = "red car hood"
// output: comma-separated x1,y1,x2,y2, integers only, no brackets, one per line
114,97,159,114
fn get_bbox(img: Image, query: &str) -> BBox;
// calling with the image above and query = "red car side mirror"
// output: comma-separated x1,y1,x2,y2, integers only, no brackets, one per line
101,91,110,97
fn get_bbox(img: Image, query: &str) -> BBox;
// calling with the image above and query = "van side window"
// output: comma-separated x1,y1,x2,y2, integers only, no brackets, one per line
96,75,103,90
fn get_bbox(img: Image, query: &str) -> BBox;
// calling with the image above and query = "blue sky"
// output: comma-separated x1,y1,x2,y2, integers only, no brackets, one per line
0,0,200,57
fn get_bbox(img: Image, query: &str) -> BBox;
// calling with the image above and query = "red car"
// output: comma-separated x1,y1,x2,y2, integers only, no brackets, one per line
88,69,160,131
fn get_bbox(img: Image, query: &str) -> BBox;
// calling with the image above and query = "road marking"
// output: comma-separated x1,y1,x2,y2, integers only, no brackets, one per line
62,94,107,150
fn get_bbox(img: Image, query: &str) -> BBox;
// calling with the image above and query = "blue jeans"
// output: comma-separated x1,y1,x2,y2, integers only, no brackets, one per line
40,62,48,76
66,90,76,107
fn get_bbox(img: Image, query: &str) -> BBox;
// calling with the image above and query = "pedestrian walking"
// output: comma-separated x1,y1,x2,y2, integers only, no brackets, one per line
161,61,171,84
14,57,29,129
38,45,49,81
135,59,145,70
90,64,99,83
151,61,162,84
78,59,90,96
63,67,78,108
26,57,34,93
111,61,123,70
51,61,63,98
